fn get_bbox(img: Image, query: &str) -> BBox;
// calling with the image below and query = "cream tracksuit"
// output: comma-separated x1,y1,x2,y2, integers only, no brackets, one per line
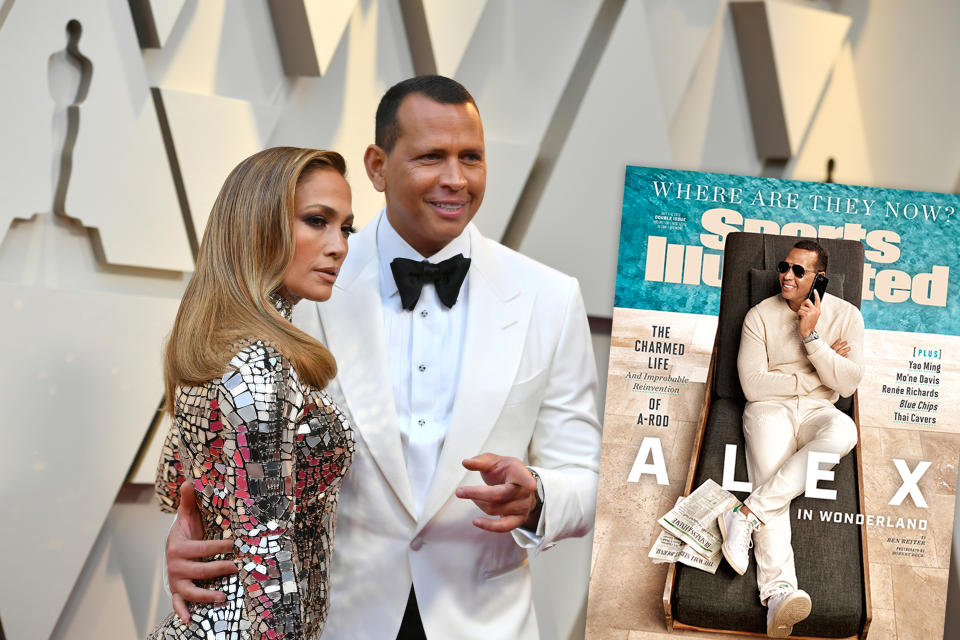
737,293,864,603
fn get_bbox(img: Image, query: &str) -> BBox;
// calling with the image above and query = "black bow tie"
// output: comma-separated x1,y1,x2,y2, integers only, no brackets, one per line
390,254,471,310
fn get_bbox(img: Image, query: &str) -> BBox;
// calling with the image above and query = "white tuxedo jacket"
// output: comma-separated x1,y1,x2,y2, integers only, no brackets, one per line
293,213,601,639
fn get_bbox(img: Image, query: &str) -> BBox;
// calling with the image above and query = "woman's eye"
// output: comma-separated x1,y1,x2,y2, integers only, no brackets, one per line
307,216,327,227
342,225,357,237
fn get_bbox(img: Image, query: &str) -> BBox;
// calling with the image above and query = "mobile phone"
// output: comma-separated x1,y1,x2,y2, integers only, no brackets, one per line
808,273,828,303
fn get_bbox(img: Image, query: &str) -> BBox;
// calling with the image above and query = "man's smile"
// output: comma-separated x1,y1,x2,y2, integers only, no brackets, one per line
429,199,469,217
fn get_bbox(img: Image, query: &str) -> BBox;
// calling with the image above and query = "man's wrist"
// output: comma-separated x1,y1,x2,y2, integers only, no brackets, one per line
521,467,544,530
802,329,819,343
527,467,544,513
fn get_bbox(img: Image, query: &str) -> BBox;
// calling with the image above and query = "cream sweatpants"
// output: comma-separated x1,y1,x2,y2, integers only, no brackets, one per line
741,396,858,603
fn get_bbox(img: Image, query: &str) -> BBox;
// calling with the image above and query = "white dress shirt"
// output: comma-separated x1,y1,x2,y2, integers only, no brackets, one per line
376,212,544,545
377,213,471,517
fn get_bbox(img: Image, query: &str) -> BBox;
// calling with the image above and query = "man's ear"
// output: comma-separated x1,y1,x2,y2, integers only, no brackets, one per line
364,144,388,193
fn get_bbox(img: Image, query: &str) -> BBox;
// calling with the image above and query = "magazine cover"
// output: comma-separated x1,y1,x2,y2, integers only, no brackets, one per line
586,167,959,639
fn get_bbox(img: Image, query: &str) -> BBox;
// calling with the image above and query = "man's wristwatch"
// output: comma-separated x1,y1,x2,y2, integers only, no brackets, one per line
527,467,544,513
802,329,819,344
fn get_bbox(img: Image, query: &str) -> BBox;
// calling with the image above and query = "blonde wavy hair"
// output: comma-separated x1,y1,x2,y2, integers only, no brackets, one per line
163,147,346,411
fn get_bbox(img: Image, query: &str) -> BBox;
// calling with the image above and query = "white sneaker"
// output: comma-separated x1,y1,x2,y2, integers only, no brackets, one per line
766,587,812,638
717,506,759,575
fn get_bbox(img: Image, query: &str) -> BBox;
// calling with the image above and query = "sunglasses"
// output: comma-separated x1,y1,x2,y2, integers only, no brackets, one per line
777,261,813,279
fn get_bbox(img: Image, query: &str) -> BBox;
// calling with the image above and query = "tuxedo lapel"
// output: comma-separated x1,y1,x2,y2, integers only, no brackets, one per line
418,227,534,530
319,214,417,520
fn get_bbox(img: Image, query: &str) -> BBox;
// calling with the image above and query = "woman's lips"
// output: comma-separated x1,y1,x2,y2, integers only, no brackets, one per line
314,268,339,283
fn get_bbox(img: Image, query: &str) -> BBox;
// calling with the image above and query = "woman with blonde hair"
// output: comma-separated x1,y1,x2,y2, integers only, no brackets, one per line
150,146,355,639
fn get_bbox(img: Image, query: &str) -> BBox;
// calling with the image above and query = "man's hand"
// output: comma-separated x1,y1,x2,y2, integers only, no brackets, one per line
456,453,539,533
167,480,238,623
797,289,821,339
831,339,850,358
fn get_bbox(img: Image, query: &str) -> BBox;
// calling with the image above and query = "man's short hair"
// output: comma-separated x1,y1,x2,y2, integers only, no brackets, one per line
793,239,828,272
375,75,478,153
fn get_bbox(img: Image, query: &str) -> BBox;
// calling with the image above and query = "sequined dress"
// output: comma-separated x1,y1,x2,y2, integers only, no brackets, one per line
149,303,354,640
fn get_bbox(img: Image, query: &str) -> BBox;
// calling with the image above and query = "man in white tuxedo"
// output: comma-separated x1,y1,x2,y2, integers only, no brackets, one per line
165,75,602,639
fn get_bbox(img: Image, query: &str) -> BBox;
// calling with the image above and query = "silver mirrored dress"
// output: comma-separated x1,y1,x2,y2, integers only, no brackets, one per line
149,299,354,640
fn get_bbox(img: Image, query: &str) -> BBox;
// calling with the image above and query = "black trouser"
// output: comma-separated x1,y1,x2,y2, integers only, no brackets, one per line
396,585,427,640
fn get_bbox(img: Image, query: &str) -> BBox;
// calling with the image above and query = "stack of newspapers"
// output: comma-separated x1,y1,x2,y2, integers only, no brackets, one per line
649,479,741,574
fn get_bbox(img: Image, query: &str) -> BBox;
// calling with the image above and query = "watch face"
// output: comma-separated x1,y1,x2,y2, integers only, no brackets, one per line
530,468,545,502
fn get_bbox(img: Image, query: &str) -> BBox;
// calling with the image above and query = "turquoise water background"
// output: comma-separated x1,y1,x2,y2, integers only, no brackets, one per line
614,166,960,335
